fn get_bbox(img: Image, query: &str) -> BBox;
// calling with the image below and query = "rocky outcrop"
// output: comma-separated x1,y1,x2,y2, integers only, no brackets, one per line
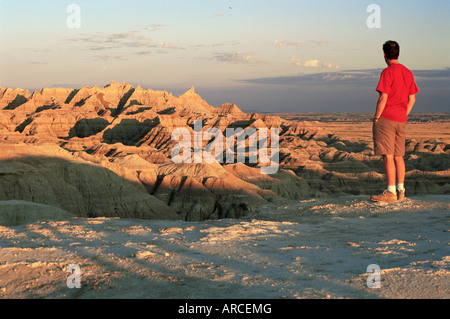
0,82,448,221
215,103,247,117
0,87,31,109
0,144,179,220
0,200,75,226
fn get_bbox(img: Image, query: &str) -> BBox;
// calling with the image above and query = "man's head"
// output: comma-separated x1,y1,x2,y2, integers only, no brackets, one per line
383,40,400,61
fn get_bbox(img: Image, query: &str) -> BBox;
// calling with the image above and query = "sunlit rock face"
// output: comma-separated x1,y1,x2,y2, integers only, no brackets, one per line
0,83,448,220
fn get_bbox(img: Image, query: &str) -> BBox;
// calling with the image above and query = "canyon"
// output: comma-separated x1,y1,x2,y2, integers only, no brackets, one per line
0,82,448,222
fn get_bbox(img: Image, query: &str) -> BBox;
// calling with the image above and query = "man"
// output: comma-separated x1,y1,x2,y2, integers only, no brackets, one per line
371,40,419,203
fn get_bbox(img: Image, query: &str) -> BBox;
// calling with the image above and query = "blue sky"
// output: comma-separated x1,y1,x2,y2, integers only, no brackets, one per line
0,0,449,112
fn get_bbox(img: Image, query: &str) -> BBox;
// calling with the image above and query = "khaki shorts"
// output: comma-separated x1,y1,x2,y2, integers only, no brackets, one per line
373,118,406,156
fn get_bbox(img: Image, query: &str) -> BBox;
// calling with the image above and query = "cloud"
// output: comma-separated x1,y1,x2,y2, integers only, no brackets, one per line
134,51,153,56
290,57,339,69
95,55,128,61
214,52,266,64
68,31,185,51
190,41,240,50
413,68,450,80
412,68,450,89
290,57,319,67
154,41,185,50
308,40,332,47
273,40,331,48
240,67,450,88
68,31,153,50
89,45,120,51
241,69,382,86
135,24,168,31
322,62,340,70
273,40,303,47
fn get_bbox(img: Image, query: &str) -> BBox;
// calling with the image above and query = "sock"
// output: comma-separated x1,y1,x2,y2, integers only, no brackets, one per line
397,183,405,191
387,185,396,194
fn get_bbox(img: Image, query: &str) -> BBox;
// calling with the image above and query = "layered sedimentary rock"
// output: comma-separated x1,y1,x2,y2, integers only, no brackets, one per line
0,200,75,226
0,82,448,221
0,144,179,220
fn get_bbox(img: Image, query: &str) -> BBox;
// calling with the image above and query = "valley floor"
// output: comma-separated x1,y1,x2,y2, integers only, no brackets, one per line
0,194,448,299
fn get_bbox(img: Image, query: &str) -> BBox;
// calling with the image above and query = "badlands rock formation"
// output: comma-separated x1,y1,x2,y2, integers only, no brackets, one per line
0,200,75,226
0,82,448,221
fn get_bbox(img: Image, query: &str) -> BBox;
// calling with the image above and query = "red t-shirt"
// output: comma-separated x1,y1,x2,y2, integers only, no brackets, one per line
376,64,419,123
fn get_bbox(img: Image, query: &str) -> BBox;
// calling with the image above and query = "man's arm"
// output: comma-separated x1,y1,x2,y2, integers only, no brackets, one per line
374,92,388,120
406,94,416,115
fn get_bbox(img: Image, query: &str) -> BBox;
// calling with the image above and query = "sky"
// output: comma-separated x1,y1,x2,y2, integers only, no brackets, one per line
0,0,449,113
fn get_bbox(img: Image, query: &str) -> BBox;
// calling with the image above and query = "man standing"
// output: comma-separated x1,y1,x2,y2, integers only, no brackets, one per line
371,40,419,202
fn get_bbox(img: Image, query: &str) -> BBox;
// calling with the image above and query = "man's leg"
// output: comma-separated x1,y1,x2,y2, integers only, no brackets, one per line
394,120,406,200
371,118,398,202
394,155,405,184
383,154,396,191
394,155,406,200
371,154,398,202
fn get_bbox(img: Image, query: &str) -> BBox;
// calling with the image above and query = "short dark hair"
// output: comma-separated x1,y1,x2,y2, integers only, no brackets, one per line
383,41,400,60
